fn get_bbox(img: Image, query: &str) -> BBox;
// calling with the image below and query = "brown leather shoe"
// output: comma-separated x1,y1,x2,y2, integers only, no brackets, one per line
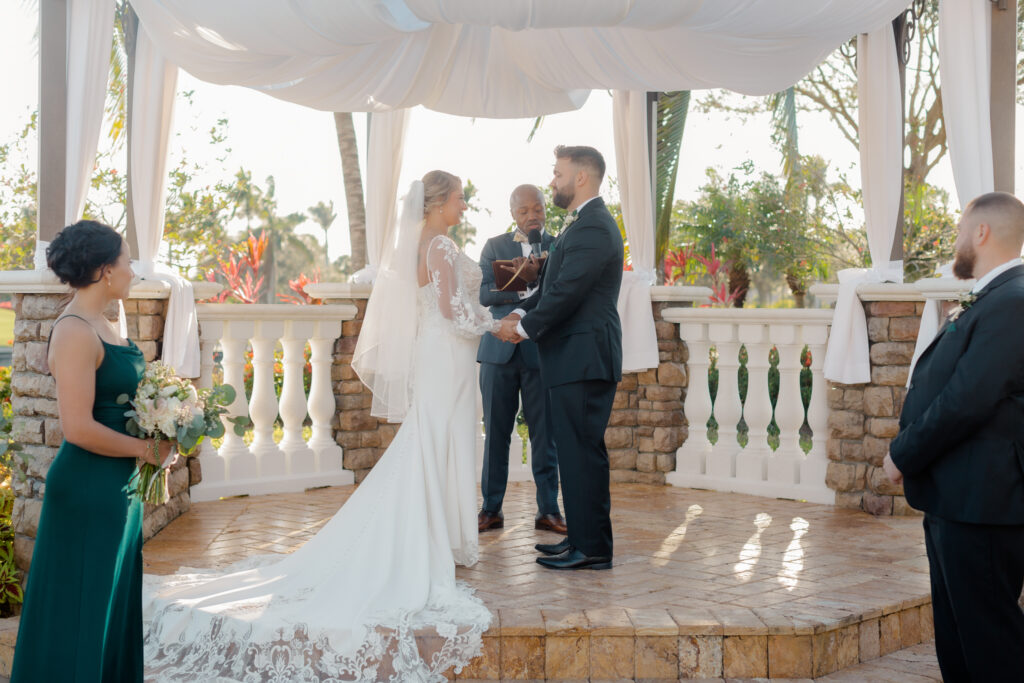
478,510,504,532
534,513,568,534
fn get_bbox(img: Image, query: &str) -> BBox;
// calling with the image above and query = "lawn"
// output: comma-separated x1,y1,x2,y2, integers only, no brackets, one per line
0,308,13,347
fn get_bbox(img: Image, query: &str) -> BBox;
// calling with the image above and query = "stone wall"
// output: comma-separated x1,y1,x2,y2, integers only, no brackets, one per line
325,293,689,485
10,292,192,572
826,300,923,516
607,302,689,485
328,297,398,483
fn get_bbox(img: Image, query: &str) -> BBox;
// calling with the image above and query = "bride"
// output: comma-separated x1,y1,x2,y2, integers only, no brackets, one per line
142,171,501,682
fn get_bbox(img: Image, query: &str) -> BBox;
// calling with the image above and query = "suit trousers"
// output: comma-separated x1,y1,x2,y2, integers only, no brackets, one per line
479,347,560,516
547,379,615,558
923,514,1024,681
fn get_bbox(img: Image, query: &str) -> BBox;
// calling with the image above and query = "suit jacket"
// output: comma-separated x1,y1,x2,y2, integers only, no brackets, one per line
476,230,554,367
519,197,623,388
890,264,1024,524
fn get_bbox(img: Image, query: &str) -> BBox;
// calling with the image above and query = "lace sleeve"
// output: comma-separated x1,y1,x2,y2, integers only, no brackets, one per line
426,235,500,338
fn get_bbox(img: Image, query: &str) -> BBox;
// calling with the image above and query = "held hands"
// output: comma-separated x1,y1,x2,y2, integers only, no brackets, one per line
882,452,903,485
494,313,523,344
500,255,541,284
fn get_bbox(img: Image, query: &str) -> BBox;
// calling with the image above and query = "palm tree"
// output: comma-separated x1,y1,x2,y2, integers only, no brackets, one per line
307,200,337,272
332,113,367,272
767,87,800,187
653,91,691,282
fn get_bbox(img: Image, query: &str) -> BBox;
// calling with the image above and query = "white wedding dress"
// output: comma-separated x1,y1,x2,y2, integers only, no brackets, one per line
142,235,498,682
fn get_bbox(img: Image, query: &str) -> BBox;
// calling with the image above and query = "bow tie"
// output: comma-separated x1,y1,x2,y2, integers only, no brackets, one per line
513,230,530,244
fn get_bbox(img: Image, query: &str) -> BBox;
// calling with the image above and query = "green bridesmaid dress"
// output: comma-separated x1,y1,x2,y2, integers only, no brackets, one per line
12,321,146,683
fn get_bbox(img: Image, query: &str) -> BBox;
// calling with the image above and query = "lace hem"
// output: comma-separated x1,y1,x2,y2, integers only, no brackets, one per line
143,579,490,683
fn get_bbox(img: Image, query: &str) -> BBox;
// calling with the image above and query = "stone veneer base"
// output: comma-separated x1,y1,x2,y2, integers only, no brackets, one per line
0,599,934,680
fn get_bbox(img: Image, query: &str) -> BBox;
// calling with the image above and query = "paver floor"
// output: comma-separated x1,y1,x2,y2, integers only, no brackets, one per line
146,481,931,625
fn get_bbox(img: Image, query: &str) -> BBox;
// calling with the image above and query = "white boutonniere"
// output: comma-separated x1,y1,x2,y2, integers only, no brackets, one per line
559,211,578,235
948,292,978,322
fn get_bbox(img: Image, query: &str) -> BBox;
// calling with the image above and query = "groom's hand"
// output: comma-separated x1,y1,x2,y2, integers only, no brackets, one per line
882,453,903,485
494,317,523,344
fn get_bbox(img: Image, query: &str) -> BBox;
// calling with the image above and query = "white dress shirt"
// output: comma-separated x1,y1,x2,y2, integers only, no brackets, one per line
971,257,1023,293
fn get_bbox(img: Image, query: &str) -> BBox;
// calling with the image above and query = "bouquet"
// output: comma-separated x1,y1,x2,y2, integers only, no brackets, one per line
117,361,245,504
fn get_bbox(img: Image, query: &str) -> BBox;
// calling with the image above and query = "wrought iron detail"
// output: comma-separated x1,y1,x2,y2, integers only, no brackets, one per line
896,0,926,67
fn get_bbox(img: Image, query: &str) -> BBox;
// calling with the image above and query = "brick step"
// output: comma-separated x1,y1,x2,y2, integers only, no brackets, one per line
441,600,934,680
0,603,935,680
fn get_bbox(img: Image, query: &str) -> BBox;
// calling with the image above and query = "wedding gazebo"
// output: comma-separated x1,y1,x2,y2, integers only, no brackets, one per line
2,1,1018,678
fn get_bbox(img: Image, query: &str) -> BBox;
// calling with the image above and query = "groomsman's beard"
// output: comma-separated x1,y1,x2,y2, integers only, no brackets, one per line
553,186,574,210
952,242,977,280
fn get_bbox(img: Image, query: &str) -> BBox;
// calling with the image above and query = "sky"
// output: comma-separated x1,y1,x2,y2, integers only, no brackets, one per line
3,2,1022,264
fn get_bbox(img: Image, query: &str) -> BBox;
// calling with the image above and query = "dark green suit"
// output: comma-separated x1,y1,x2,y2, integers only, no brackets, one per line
477,230,560,515
519,197,623,557
890,263,1024,680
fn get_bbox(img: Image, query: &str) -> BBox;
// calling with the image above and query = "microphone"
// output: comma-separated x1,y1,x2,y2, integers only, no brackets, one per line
528,228,542,257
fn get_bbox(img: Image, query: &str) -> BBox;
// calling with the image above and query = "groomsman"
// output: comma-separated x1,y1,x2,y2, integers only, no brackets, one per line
884,191,1024,680
496,146,623,570
476,185,566,534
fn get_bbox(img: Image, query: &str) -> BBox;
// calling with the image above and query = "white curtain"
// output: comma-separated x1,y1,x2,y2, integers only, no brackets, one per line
351,109,410,282
35,0,115,268
130,26,201,377
938,0,993,210
907,0,994,381
128,0,914,117
612,90,659,373
824,23,903,384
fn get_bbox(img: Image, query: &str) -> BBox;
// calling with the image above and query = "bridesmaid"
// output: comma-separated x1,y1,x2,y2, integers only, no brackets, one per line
11,221,173,682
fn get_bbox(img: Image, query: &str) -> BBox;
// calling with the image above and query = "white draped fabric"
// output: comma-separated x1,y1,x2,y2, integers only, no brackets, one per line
823,23,903,385
907,0,996,382
35,0,115,268
351,109,410,283
127,0,914,116
612,90,659,373
938,0,994,211
129,27,201,378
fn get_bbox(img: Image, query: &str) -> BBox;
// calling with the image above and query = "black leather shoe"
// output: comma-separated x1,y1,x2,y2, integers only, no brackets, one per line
478,510,504,532
535,538,571,555
534,513,568,534
537,548,612,570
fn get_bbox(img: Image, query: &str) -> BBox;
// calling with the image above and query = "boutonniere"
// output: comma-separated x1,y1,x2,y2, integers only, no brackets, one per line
559,211,578,234
948,292,978,322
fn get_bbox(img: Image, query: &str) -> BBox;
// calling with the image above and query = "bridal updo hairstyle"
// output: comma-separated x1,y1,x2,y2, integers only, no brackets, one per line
421,170,461,217
46,220,124,289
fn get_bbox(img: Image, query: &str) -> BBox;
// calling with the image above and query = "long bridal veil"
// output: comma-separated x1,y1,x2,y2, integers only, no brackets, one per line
352,181,424,422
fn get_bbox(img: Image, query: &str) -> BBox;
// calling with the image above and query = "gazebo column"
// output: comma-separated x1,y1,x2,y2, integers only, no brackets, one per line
990,0,1016,193
36,0,68,264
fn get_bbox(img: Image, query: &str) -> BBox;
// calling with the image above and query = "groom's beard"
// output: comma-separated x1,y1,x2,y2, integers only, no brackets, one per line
552,186,574,210
952,242,976,280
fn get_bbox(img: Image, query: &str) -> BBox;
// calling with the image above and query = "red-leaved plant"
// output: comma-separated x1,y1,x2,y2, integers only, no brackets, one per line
277,271,323,305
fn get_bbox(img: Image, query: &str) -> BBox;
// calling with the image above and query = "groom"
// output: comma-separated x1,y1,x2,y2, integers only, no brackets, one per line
495,145,623,570
884,191,1024,680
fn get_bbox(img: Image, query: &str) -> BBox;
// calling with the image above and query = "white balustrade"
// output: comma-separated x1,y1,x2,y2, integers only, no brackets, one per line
190,304,356,501
664,308,835,504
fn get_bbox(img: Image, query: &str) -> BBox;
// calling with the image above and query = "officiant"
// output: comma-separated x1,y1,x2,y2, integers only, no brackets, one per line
476,184,566,534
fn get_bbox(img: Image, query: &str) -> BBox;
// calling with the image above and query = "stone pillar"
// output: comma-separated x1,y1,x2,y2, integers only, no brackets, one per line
608,302,689,484
322,289,395,483
826,300,921,516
